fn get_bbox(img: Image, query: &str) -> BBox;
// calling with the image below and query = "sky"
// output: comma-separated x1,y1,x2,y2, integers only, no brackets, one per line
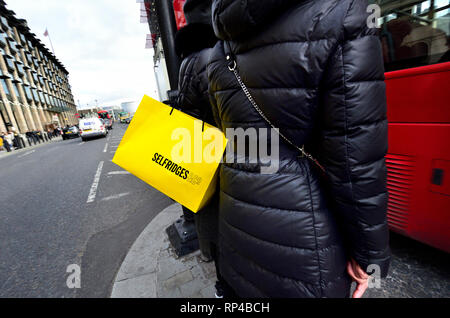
5,0,159,110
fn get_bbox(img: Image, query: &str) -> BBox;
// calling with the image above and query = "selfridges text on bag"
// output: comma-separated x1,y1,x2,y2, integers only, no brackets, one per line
112,95,227,212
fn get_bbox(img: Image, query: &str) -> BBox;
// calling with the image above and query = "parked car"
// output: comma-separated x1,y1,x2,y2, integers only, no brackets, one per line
79,118,108,141
62,126,80,140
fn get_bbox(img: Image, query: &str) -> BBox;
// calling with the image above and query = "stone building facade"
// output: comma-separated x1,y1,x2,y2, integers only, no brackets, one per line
0,1,77,134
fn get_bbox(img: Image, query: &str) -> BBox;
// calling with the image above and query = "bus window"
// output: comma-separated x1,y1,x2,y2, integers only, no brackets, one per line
374,0,450,71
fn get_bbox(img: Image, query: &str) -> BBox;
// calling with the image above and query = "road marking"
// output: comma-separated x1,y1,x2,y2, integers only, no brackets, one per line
100,192,131,201
18,150,35,158
110,145,119,149
107,171,131,175
103,143,108,153
87,161,104,203
78,142,85,146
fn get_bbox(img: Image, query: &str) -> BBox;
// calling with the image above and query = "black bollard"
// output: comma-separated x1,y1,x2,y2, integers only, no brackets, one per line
166,206,199,257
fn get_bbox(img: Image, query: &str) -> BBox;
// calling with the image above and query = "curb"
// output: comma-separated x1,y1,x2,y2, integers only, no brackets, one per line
0,136,63,159
110,203,181,297
110,203,218,298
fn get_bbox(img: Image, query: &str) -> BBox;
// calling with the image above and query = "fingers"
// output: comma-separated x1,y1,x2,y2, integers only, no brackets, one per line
352,279,368,298
347,259,370,298
347,261,357,281
347,261,363,283
352,259,369,280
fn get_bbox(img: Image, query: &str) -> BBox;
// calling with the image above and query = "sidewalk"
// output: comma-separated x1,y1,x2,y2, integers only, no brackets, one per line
110,201,446,298
111,203,217,298
0,136,63,159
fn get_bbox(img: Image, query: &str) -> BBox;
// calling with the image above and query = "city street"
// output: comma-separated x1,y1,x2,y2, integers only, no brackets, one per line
0,124,173,297
1,123,449,298
0,0,448,303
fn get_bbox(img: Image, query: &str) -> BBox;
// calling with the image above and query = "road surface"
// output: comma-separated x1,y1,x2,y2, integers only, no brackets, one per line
0,124,172,297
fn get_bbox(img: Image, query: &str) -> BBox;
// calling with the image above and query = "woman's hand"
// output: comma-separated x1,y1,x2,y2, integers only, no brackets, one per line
347,258,370,298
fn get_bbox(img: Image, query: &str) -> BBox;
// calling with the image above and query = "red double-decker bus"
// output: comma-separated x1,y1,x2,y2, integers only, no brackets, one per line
377,0,450,252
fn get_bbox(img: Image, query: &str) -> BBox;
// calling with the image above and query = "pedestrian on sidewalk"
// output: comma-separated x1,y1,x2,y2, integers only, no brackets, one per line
32,131,40,144
174,0,233,298
36,130,44,143
0,132,5,152
207,0,390,298
13,131,26,149
4,131,14,151
26,131,35,146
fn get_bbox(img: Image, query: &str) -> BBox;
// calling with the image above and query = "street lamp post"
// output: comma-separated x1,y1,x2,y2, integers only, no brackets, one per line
154,0,180,91
148,0,198,257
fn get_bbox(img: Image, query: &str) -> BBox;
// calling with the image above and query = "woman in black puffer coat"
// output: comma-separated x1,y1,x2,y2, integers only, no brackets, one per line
207,0,391,298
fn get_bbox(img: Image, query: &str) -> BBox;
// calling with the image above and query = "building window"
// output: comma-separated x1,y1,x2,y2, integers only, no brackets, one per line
32,88,40,103
39,91,45,104
16,62,25,77
12,83,22,103
7,40,17,55
4,56,15,72
24,86,33,102
26,52,33,65
19,33,26,45
0,16,9,32
0,32,7,48
1,79,13,102
0,100,12,125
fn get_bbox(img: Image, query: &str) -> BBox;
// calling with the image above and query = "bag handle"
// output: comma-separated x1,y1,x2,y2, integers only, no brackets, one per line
225,46,325,173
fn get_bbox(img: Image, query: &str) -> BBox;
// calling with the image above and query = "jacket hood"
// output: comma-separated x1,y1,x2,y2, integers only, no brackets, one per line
183,0,213,25
212,0,302,41
175,23,218,59
175,0,217,59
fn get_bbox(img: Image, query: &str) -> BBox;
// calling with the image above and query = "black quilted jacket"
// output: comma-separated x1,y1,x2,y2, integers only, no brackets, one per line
207,0,390,297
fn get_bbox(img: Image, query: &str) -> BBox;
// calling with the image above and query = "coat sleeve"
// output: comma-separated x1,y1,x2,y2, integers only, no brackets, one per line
318,0,390,277
178,50,217,126
177,54,202,118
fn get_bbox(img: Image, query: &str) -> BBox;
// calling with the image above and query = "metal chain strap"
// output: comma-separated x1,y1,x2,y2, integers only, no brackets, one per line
227,56,326,173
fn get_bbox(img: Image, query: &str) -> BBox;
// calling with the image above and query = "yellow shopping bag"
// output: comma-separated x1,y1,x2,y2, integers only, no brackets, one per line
112,95,227,212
